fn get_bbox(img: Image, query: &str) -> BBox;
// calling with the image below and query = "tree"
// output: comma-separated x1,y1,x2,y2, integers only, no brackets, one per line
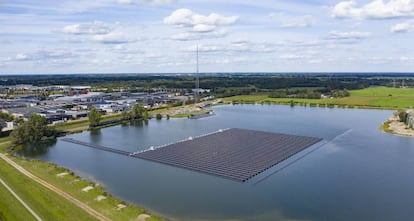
11,114,56,146
0,112,14,121
156,113,162,120
88,107,101,127
397,109,408,123
130,104,144,120
143,109,149,120
121,110,130,120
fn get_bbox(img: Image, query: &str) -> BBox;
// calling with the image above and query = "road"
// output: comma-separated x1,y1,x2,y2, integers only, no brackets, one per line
0,153,111,221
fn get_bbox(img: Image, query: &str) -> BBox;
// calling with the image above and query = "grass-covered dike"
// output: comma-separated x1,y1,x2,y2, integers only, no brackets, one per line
0,142,163,221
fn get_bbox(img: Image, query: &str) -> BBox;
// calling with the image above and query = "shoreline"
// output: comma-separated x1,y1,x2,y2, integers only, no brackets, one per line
380,116,414,137
223,100,403,111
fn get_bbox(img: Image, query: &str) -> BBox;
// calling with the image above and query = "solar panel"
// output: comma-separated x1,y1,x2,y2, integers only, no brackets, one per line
63,128,322,182
135,128,322,182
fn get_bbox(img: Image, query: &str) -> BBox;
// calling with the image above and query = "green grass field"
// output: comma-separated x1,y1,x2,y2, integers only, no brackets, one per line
0,180,36,221
0,154,98,221
224,87,414,109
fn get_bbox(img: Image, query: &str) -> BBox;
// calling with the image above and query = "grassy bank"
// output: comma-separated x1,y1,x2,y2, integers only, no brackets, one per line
0,177,38,221
379,120,393,134
223,87,414,109
0,143,162,221
0,146,98,220
54,112,123,134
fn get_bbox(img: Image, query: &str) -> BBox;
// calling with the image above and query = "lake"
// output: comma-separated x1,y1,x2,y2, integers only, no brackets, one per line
29,105,414,221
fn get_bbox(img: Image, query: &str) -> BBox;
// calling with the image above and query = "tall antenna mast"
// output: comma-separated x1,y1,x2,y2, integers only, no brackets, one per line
196,44,199,89
194,44,200,104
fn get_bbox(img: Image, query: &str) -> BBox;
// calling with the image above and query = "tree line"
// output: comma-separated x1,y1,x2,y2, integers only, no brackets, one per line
88,104,148,128
10,114,57,149
1,74,411,92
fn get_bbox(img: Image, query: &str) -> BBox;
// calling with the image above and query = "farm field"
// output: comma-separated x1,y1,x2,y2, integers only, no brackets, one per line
224,87,414,109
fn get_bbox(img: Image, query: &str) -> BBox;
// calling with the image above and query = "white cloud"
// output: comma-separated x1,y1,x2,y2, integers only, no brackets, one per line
332,0,414,19
279,54,306,60
399,56,413,61
92,32,136,44
170,29,228,41
62,22,137,44
62,21,111,35
308,59,323,64
171,32,197,41
269,13,315,28
194,44,224,52
391,21,414,32
13,50,76,62
183,41,279,53
326,31,371,39
117,0,134,4
164,8,238,32
15,53,29,61
192,24,216,32
164,8,237,41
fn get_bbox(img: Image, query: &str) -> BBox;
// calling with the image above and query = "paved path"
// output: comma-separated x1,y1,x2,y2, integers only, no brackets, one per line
0,177,43,221
0,153,111,221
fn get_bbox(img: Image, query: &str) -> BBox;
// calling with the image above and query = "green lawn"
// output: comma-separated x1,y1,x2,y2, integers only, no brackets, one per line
0,180,36,221
224,87,414,109
349,86,414,96
0,155,98,221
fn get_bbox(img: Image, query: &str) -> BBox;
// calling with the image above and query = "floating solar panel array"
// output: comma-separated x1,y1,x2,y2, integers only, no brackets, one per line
136,128,322,182
63,128,322,182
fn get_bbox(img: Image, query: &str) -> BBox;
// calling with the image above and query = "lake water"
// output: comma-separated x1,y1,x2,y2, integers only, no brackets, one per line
29,105,414,221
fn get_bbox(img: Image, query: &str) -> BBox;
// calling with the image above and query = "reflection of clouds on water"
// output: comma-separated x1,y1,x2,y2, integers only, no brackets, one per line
324,129,353,154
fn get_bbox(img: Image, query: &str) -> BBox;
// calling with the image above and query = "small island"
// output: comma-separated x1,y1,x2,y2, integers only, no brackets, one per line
381,109,414,137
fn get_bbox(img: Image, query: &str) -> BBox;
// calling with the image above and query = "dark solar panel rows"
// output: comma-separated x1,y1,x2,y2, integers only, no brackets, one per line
61,138,131,156
136,128,322,182
62,128,322,182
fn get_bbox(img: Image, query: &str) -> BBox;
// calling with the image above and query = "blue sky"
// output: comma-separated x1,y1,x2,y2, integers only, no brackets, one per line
1,0,414,74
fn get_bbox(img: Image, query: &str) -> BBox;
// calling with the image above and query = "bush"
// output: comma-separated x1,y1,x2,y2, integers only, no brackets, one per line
397,109,408,123
88,107,101,127
156,113,162,120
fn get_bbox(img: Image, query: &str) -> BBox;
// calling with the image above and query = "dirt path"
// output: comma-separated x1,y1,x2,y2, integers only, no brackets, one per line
0,153,111,221
0,177,43,221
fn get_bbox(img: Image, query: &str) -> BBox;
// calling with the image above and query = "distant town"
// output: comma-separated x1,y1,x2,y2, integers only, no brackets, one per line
0,83,213,132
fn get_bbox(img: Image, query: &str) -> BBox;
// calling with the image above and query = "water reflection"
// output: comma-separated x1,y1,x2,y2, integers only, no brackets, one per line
20,138,57,156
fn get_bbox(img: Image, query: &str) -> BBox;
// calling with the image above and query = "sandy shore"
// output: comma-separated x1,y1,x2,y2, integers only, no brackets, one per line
383,116,414,137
